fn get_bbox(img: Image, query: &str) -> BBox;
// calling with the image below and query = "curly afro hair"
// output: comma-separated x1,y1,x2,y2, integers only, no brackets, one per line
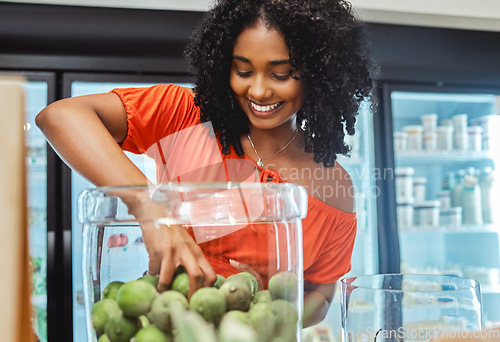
184,0,377,168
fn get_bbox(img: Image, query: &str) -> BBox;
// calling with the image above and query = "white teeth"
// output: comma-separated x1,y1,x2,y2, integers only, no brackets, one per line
250,101,281,112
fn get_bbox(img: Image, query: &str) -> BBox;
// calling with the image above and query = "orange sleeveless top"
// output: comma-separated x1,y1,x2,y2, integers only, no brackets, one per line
112,84,357,285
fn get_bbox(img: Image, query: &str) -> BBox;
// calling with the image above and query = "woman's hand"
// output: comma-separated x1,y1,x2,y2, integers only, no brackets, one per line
129,197,217,298
142,223,217,297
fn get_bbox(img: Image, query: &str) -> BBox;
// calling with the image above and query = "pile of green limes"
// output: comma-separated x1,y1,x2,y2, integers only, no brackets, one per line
90,269,299,342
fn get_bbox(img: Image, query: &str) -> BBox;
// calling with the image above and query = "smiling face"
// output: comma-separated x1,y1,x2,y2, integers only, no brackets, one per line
230,20,304,130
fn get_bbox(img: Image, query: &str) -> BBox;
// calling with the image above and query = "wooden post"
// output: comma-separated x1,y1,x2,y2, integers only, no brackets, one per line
0,75,35,342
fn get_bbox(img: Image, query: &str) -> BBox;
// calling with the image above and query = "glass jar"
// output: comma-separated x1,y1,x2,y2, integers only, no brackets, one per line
79,183,307,342
341,274,482,342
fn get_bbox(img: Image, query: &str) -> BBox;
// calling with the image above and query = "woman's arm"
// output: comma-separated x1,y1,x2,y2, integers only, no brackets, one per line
35,93,217,296
303,281,336,327
36,93,146,186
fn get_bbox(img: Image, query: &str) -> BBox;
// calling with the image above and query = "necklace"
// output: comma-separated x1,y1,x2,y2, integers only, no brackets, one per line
247,131,296,168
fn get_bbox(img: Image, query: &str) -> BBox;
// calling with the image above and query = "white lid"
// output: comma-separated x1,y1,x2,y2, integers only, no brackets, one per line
463,175,478,188
423,133,437,138
395,167,415,176
393,131,408,137
437,125,454,132
421,113,438,120
403,125,424,133
413,177,427,184
468,126,483,134
452,113,468,120
414,200,441,208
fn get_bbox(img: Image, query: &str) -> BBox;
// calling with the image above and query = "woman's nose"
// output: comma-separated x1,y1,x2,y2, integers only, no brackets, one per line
248,76,272,100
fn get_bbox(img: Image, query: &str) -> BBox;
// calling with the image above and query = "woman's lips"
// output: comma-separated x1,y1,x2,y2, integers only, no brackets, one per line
248,100,284,117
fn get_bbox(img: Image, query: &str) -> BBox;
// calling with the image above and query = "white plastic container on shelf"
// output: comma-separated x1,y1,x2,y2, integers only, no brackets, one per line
423,133,438,151
393,131,408,153
437,190,451,210
467,126,483,151
461,175,483,225
454,133,468,151
413,177,427,203
421,113,438,134
437,125,454,151
397,199,414,230
475,114,500,151
452,113,468,150
395,167,415,203
440,207,462,226
414,200,441,227
403,125,424,151
452,113,468,134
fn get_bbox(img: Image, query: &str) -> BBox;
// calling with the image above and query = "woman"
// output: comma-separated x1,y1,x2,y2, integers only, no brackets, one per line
36,0,376,326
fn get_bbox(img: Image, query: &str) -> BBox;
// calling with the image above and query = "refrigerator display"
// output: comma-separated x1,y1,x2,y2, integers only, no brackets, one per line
67,78,193,342
389,85,500,328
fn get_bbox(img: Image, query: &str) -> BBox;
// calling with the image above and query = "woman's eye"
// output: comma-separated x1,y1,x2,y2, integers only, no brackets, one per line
273,74,290,81
236,71,252,77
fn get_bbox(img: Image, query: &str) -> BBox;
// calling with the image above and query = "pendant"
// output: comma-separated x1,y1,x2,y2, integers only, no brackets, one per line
257,159,264,168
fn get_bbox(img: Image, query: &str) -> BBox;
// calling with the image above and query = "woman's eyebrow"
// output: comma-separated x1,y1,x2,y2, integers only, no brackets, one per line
232,55,291,65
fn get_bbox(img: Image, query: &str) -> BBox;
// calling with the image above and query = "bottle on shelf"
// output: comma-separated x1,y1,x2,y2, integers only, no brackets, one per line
451,169,465,208
461,169,483,225
480,167,494,224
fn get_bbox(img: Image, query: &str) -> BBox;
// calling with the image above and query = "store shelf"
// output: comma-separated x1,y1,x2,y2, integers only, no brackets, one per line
396,150,493,163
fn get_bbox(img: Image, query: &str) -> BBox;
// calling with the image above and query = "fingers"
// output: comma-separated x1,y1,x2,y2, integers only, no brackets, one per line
158,253,177,292
230,259,264,291
143,224,216,297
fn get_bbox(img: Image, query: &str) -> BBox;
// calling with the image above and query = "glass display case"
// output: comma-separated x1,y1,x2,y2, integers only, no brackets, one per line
388,84,500,328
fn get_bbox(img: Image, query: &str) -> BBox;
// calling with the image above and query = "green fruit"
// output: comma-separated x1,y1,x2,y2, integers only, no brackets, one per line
104,312,139,342
219,280,252,311
227,273,256,295
91,299,121,334
221,310,250,326
97,334,110,342
268,271,298,303
219,313,258,342
213,274,226,289
188,287,227,325
270,299,298,339
116,280,158,317
248,303,276,342
170,272,189,298
240,272,259,295
252,290,272,305
138,274,159,289
131,325,171,342
149,290,188,333
102,281,125,300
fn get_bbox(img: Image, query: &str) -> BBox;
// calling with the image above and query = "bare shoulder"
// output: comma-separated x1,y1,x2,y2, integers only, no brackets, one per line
308,161,355,213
